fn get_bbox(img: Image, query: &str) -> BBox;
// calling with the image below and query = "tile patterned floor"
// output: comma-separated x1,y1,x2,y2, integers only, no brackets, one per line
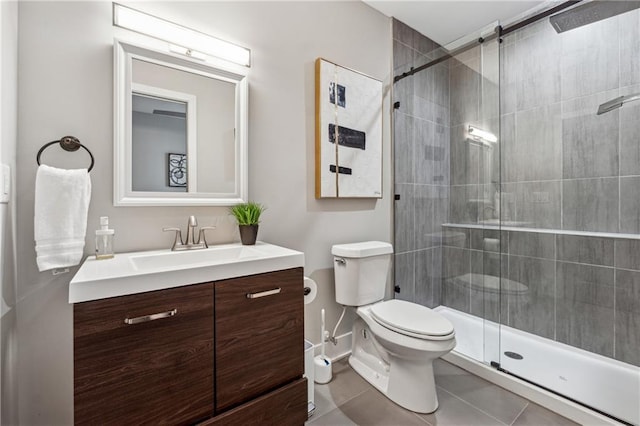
307,358,578,426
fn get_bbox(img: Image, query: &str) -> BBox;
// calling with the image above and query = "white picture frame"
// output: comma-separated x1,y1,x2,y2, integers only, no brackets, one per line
315,58,383,198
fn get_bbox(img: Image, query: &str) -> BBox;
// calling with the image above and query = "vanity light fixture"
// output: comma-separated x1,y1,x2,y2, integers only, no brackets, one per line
468,125,498,144
113,3,251,67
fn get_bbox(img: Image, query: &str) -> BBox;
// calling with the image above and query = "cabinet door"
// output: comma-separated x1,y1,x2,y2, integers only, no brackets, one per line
74,282,214,425
215,268,304,412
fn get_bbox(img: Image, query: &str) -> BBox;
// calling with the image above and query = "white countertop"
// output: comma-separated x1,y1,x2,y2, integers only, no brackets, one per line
69,242,304,303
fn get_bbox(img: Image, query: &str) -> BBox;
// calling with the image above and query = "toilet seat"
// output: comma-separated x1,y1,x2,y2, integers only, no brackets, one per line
370,300,454,341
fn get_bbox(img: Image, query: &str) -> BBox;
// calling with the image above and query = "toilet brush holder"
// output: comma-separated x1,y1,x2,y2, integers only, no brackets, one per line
315,308,332,384
314,355,332,384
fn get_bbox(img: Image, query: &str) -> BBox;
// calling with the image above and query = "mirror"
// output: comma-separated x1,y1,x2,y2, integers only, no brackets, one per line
114,39,248,206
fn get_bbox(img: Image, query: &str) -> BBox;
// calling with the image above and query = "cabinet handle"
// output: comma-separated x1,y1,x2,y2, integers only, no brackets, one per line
246,288,281,299
124,308,178,325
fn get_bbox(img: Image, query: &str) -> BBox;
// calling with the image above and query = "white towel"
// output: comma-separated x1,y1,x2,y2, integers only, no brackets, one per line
34,165,92,272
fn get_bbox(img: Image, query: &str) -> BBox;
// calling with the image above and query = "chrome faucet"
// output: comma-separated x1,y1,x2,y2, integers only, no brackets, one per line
163,216,216,251
185,215,198,246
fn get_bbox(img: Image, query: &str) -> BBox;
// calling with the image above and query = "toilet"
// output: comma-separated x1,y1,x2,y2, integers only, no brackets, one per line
332,241,456,414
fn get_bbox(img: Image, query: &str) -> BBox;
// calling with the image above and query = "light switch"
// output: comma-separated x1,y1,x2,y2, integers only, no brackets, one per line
0,164,10,203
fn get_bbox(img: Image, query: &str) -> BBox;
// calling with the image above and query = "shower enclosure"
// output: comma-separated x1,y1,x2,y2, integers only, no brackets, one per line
393,3,640,424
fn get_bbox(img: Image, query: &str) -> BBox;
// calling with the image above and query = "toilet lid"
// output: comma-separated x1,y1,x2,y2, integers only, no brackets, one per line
370,300,454,337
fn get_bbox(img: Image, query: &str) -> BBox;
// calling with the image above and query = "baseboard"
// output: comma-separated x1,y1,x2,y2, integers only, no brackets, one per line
313,331,351,362
442,351,623,426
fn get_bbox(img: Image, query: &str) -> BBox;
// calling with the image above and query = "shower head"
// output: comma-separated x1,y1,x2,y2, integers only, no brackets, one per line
550,1,640,33
597,93,640,115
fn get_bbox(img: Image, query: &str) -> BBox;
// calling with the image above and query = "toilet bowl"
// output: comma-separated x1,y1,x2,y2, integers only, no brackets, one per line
349,300,456,413
331,241,456,414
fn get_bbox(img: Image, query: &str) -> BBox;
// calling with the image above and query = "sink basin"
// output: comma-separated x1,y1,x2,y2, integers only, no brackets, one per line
69,242,304,303
130,245,260,271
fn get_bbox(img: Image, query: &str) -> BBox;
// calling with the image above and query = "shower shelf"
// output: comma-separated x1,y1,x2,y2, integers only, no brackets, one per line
442,223,640,241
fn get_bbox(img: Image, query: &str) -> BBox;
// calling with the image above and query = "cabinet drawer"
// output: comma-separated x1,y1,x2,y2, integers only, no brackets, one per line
201,378,308,426
74,282,214,425
215,268,304,412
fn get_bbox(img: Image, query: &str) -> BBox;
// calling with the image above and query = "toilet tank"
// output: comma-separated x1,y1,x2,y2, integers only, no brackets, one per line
331,241,393,306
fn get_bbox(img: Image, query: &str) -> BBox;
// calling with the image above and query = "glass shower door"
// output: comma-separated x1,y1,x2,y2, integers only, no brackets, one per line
441,23,503,367
392,18,502,368
496,7,640,423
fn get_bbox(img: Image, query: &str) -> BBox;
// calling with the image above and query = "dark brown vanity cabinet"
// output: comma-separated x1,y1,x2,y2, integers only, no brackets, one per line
73,282,215,425
73,268,305,425
215,268,305,412
201,378,308,426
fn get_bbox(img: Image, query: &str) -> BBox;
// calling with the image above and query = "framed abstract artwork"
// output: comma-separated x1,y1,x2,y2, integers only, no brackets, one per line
315,58,383,198
168,153,187,187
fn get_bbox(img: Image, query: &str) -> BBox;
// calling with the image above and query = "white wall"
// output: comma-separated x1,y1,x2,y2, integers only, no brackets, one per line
1,1,19,424
16,1,391,423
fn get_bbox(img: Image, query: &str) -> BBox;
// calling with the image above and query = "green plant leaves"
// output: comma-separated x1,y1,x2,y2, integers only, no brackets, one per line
229,202,265,225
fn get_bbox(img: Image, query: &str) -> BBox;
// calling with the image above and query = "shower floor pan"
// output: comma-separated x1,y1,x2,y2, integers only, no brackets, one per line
435,306,639,425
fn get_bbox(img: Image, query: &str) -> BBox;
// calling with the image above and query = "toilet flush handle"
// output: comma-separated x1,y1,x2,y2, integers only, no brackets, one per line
334,257,346,265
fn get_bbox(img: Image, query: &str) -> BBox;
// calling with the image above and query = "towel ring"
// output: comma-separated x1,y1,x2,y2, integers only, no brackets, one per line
36,136,94,172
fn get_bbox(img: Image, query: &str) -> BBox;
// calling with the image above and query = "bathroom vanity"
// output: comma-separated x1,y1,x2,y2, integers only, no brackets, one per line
70,243,307,425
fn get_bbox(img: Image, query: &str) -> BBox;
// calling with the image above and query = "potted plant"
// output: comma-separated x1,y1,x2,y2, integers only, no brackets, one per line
230,202,266,245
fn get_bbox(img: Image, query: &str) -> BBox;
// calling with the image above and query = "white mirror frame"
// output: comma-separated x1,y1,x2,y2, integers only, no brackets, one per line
114,39,248,206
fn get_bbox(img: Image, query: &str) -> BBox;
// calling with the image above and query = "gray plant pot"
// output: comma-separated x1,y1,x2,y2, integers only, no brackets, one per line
239,224,258,245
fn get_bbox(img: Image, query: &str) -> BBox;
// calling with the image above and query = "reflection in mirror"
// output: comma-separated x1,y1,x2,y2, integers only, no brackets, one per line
114,40,248,206
132,91,189,193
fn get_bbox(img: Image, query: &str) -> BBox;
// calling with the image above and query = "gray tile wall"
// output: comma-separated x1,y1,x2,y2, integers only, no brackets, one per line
441,12,640,368
392,19,449,308
448,39,500,227
394,14,640,369
492,11,640,234
442,227,640,367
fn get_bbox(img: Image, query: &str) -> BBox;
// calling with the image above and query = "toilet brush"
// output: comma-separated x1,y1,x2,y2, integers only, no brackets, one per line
314,309,332,384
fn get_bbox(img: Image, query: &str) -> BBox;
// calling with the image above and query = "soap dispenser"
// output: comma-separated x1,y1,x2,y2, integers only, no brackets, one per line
95,216,115,260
